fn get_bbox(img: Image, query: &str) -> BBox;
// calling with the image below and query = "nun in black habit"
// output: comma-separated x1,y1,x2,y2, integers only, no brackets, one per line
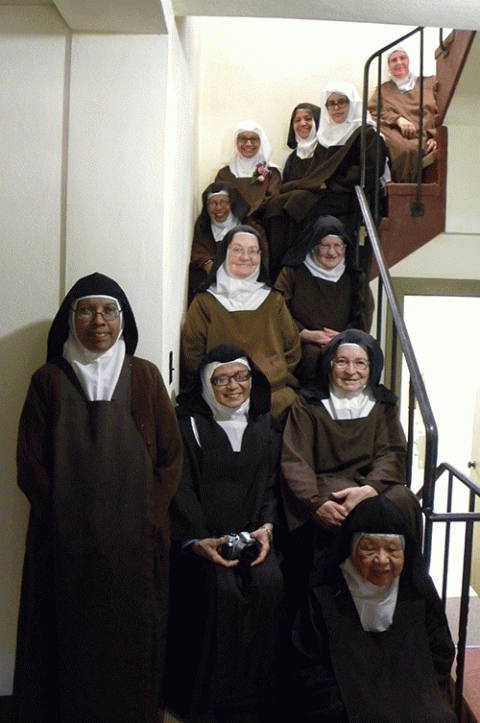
165,344,285,723
282,103,321,183
12,272,183,723
289,495,457,723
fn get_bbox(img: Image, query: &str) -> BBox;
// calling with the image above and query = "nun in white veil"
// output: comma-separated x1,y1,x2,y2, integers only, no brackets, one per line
367,46,438,182
215,119,282,220
167,343,285,723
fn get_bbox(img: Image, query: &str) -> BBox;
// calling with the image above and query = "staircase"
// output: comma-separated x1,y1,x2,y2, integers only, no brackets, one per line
372,30,475,276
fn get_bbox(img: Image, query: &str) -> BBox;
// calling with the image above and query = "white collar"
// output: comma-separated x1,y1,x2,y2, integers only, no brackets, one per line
391,71,418,93
322,383,376,420
295,123,318,160
303,254,346,282
340,556,399,631
207,260,270,312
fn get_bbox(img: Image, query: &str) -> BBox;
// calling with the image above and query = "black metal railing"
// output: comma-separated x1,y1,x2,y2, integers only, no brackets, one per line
355,184,480,720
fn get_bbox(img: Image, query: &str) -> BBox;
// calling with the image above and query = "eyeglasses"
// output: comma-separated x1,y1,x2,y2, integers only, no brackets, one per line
211,370,251,387
228,246,261,257
237,135,260,145
325,98,349,109
207,198,230,208
333,358,369,371
315,243,345,253
73,305,122,321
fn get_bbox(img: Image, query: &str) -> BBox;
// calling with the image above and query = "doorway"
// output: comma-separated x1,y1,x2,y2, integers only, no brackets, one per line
392,277,480,596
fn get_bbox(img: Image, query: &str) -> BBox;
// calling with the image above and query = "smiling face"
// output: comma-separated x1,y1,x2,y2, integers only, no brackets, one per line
313,234,345,270
207,194,231,223
74,297,121,353
353,535,404,586
236,131,260,158
326,93,350,124
388,50,410,80
293,108,314,139
226,232,261,278
211,362,251,408
330,344,369,394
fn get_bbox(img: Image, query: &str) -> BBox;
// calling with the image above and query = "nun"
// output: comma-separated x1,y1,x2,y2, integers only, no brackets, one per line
215,119,282,222
289,495,456,723
181,225,301,424
12,272,182,723
274,215,373,385
166,344,285,723
282,103,321,183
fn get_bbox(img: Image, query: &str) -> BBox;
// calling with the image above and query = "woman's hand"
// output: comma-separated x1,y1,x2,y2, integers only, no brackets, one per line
192,537,239,567
300,328,339,347
313,486,379,528
397,117,416,139
425,138,437,154
249,524,273,566
330,485,378,515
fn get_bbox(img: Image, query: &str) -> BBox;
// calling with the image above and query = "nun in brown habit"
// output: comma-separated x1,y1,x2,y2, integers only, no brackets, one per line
12,272,182,723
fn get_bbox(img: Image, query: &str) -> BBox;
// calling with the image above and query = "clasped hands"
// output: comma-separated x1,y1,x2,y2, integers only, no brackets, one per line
313,485,378,528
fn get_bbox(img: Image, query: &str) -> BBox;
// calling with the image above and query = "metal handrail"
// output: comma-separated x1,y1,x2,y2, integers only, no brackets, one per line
355,189,439,558
355,185,480,721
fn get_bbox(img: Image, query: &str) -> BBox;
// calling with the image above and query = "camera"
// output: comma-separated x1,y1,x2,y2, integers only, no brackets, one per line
220,531,259,563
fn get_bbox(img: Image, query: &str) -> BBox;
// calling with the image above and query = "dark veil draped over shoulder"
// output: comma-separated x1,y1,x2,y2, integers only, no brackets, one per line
196,224,271,292
46,272,139,362
303,328,397,405
287,103,321,149
176,343,271,419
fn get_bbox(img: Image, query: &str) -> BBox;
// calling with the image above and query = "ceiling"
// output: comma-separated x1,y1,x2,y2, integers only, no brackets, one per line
2,0,478,33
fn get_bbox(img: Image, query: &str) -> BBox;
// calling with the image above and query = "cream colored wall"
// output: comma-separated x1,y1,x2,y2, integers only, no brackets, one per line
195,17,440,202
0,2,196,695
0,4,69,695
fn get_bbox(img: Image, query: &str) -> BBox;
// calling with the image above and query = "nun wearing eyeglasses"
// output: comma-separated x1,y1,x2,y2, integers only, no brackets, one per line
266,82,386,277
181,225,301,424
166,344,285,723
289,495,456,723
280,330,421,611
274,216,374,386
12,273,182,723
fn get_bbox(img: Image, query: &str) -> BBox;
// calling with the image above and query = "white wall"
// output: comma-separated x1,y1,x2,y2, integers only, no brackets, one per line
194,17,441,199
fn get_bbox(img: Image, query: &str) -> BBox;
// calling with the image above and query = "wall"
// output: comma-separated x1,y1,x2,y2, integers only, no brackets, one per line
0,1,197,695
0,5,69,695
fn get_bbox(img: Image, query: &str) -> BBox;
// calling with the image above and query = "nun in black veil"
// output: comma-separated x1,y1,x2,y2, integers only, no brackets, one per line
12,272,182,723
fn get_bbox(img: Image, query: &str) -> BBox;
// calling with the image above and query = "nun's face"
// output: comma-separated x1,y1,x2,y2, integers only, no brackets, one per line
207,194,231,223
388,50,409,80
330,344,369,393
293,108,314,139
353,535,404,586
210,362,251,408
326,93,350,124
236,131,260,158
74,297,121,353
226,233,261,278
313,234,345,270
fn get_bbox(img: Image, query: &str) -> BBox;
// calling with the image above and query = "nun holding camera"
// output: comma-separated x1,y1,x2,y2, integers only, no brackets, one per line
166,344,285,723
